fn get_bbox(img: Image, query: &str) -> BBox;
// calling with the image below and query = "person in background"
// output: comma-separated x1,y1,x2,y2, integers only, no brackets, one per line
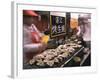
77,14,91,49
23,10,46,63
76,14,91,66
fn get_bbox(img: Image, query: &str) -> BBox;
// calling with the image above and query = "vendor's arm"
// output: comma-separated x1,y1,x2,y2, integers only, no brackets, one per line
24,43,43,53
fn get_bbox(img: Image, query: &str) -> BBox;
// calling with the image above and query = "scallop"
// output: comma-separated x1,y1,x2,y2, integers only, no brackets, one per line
53,58,59,63
29,59,35,65
46,60,54,66
36,60,45,66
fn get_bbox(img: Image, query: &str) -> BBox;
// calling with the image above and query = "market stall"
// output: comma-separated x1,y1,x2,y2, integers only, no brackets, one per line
23,35,85,69
23,11,91,69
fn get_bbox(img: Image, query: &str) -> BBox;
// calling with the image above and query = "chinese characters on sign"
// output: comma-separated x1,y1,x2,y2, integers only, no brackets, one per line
51,15,66,37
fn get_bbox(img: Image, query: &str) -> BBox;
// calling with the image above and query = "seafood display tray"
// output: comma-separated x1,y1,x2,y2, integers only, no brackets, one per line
23,47,84,69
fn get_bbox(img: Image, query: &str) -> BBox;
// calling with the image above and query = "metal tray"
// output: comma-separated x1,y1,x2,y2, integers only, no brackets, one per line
23,47,84,69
